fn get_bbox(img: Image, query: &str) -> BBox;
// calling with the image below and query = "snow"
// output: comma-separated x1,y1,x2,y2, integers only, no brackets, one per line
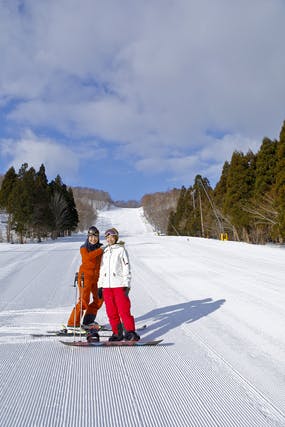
0,207,284,427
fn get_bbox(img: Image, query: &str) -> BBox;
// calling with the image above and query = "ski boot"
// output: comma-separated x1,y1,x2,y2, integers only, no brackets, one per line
87,330,100,343
108,333,123,341
124,331,140,341
108,323,124,342
82,313,96,326
82,321,101,332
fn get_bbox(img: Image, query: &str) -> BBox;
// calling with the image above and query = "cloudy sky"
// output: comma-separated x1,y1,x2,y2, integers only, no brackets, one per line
0,0,285,201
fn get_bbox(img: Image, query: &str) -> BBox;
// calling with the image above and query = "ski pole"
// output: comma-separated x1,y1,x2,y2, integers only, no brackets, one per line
73,272,78,341
79,272,84,340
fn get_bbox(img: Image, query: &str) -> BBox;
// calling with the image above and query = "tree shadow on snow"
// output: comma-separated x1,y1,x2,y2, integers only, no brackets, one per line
135,298,226,341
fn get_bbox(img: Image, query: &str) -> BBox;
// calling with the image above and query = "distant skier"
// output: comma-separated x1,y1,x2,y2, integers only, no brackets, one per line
67,226,104,328
97,228,140,341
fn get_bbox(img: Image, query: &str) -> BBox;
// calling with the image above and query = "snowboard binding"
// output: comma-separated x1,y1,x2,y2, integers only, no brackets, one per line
86,330,100,343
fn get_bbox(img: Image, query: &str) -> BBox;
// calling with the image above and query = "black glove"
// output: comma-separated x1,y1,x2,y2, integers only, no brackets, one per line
124,287,130,296
98,288,103,299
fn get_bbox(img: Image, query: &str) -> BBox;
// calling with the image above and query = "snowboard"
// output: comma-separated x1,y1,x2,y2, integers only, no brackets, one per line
31,324,147,338
60,338,163,347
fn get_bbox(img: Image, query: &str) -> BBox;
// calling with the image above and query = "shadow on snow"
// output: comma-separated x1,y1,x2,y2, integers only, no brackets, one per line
135,298,226,341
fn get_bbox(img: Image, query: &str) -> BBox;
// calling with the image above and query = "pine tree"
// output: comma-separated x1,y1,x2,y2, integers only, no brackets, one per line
0,167,18,242
274,121,285,241
167,186,188,235
49,175,79,237
254,137,278,197
32,164,53,241
240,137,279,243
65,187,79,235
181,185,200,236
195,175,221,238
11,164,37,243
223,150,256,241
167,178,217,238
1,163,79,242
0,167,17,211
214,161,230,211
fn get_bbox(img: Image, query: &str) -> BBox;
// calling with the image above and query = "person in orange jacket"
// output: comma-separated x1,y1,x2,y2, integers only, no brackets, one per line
67,226,104,328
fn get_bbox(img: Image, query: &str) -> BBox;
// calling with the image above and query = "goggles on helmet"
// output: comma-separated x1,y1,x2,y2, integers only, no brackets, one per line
88,226,99,236
88,231,98,236
105,228,118,237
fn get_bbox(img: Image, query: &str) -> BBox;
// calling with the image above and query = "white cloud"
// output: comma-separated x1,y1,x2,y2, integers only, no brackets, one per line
0,131,79,182
134,131,262,188
199,134,261,163
1,0,285,193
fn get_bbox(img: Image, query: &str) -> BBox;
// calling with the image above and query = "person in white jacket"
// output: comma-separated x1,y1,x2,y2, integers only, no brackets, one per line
97,228,140,341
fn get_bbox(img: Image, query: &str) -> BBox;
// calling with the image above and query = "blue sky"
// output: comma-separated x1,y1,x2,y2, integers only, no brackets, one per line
1,0,285,201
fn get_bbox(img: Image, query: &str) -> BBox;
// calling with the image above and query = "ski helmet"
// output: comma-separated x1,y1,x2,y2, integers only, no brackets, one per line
104,228,119,242
88,226,99,236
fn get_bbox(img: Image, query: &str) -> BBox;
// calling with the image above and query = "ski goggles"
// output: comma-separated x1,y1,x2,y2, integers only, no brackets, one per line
88,231,99,236
105,229,118,237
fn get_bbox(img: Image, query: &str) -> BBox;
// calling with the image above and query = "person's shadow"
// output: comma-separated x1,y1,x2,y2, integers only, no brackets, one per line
135,298,226,341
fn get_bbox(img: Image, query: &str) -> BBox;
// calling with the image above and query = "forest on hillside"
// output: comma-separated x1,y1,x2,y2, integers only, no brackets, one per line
164,121,285,244
0,163,79,243
0,165,139,242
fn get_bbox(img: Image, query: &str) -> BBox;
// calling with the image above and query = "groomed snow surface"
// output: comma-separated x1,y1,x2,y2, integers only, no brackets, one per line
0,207,284,427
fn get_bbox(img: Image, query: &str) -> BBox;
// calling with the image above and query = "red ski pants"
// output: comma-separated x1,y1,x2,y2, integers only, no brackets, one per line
103,288,135,334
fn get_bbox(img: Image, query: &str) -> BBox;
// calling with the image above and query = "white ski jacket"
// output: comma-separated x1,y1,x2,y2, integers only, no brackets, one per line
98,243,131,289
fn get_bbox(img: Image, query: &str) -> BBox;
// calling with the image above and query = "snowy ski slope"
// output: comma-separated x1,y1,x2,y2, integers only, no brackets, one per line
0,207,284,426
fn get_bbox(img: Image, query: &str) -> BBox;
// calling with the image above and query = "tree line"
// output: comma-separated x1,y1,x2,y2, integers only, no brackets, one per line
72,186,112,232
0,163,78,243
167,120,285,244
141,189,181,234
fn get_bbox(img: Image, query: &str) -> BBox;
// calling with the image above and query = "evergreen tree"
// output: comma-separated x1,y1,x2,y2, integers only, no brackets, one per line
223,150,256,241
32,164,53,241
167,186,188,235
167,177,217,238
180,185,200,236
65,187,79,234
214,161,230,210
274,121,285,240
0,167,18,242
0,167,17,211
242,137,278,243
49,175,79,237
11,164,37,243
195,175,221,238
167,211,178,235
0,164,79,242
254,137,278,197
